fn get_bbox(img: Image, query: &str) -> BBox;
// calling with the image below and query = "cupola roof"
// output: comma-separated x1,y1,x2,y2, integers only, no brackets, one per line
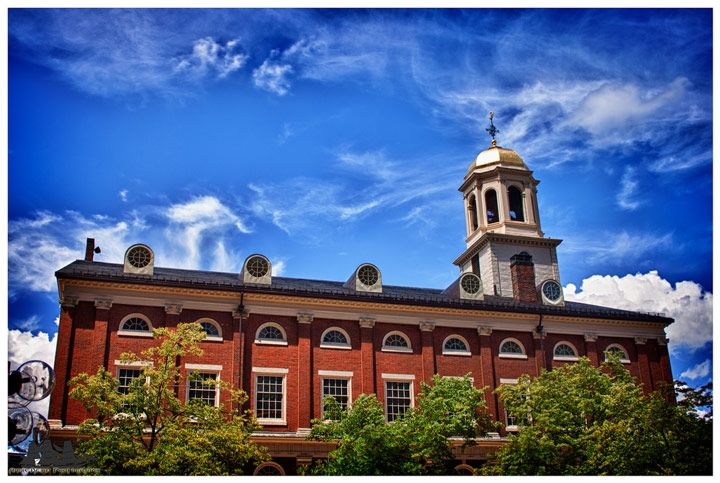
467,143,529,173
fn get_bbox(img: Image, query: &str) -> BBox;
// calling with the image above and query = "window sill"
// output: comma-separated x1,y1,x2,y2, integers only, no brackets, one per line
255,339,288,346
319,344,352,350
505,425,519,432
553,356,579,362
203,336,223,342
257,419,287,426
442,351,472,357
118,330,153,338
381,347,413,353
498,353,528,359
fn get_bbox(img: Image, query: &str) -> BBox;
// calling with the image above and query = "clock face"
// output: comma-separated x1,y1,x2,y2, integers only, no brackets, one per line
542,280,562,301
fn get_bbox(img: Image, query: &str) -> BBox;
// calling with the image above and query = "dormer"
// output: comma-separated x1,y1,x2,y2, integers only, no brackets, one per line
443,272,484,301
242,254,272,285
123,244,154,276
345,263,382,293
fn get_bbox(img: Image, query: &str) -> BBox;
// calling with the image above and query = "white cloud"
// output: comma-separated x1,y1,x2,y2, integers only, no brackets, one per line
119,189,128,202
564,271,712,352
8,330,59,417
570,77,689,136
252,60,293,96
680,360,711,380
271,258,286,276
175,37,248,79
616,166,642,211
164,196,251,269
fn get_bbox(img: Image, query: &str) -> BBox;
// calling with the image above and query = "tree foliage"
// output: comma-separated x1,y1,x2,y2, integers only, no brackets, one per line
69,323,268,475
309,375,496,475
483,356,712,475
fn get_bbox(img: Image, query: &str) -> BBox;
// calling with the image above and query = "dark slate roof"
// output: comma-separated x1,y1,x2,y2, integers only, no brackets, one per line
56,260,672,325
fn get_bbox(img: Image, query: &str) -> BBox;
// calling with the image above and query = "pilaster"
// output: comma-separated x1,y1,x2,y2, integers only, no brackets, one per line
297,313,313,429
635,337,653,394
92,298,112,373
232,306,248,406
358,317,376,394
419,321,436,382
477,326,497,420
584,333,599,366
50,296,79,424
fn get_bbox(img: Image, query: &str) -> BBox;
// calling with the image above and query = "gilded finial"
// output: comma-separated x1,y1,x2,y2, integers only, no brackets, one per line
486,111,499,146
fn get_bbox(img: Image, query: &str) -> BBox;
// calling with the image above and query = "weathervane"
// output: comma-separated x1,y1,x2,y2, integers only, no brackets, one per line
486,111,499,146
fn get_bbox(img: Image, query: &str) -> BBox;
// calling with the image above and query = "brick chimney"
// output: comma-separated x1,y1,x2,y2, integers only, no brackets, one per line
510,251,538,303
85,238,96,262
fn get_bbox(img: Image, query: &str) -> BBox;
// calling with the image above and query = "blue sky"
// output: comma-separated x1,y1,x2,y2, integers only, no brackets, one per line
6,8,713,400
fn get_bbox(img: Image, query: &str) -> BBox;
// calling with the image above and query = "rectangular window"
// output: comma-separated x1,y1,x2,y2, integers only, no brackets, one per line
188,372,219,406
117,368,142,395
255,375,285,422
385,381,412,422
322,378,349,415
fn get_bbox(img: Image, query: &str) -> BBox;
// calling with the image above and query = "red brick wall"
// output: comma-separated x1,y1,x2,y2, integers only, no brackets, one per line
51,301,672,433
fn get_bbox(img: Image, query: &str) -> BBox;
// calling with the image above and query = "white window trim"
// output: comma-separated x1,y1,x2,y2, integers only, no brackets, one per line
500,378,520,432
255,322,288,346
253,368,287,426
185,369,220,407
499,378,518,385
381,331,413,353
498,337,527,359
318,370,353,377
117,313,154,337
553,341,579,361
442,334,472,356
382,376,415,422
381,373,416,381
319,327,352,350
320,375,353,418
196,318,223,342
604,344,631,364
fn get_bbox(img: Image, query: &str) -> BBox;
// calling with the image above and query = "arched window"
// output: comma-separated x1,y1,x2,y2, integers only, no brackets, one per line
255,323,287,345
118,314,153,337
442,335,471,355
485,189,499,224
253,462,286,476
508,186,525,222
604,344,630,363
320,328,351,349
553,342,578,360
197,319,222,342
499,338,526,358
468,195,479,232
382,331,412,352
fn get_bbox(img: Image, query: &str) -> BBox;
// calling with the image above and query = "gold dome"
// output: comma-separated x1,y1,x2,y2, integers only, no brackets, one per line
468,144,528,172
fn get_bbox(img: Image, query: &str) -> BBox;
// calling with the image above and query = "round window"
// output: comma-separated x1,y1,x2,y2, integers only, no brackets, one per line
247,256,269,278
358,265,379,287
460,273,481,294
127,246,152,268
542,280,562,302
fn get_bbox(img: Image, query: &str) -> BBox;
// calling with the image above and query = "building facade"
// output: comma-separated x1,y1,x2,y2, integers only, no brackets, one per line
49,139,673,474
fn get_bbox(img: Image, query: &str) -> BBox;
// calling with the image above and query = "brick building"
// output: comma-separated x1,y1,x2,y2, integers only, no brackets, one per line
49,139,673,475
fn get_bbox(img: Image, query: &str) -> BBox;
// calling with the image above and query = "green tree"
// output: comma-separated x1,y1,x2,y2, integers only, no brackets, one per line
69,323,268,475
483,356,712,475
309,375,496,475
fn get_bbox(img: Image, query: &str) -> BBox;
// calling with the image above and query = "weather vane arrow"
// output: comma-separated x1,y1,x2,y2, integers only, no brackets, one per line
486,111,499,146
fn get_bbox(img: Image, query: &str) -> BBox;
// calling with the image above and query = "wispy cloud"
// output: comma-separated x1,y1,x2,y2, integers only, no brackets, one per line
680,360,711,380
14,315,43,332
616,166,642,211
561,231,674,267
564,270,712,353
119,189,129,202
248,149,459,238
